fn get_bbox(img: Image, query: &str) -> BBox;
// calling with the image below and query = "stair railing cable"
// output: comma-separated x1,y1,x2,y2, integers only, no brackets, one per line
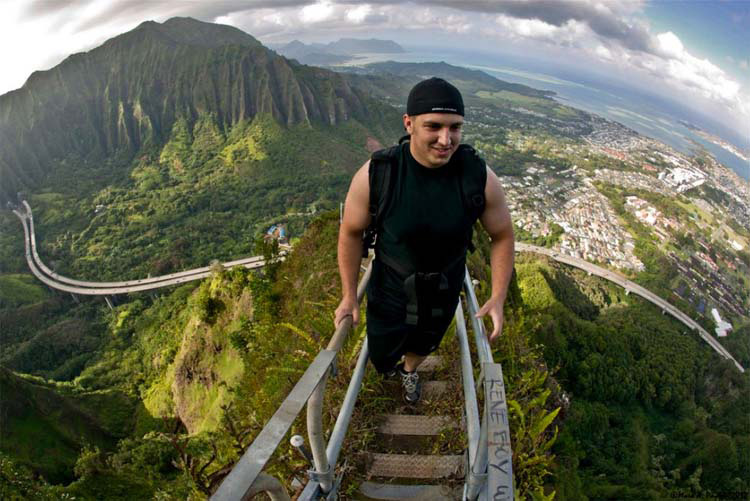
461,268,515,501
210,262,372,501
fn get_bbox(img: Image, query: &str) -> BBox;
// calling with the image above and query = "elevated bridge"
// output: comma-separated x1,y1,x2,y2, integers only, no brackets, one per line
516,242,744,373
12,201,274,296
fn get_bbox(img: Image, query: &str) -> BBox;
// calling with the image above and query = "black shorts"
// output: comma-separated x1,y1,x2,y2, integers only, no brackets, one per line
366,260,459,374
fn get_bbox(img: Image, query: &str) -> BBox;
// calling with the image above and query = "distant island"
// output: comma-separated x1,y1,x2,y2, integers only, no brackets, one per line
679,119,749,161
272,37,404,65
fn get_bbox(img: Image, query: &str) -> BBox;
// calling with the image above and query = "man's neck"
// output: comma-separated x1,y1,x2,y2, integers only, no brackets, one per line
409,141,441,169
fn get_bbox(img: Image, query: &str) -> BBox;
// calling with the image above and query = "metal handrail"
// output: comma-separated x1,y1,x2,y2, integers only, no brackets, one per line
298,338,371,500
455,298,483,499
305,262,372,495
211,350,337,500
212,261,513,500
211,263,372,500
462,269,514,501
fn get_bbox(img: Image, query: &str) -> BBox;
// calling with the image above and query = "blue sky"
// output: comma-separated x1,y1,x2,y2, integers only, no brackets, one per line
645,1,749,85
1,1,748,134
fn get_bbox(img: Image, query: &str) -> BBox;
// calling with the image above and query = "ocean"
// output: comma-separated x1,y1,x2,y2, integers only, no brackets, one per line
341,48,750,181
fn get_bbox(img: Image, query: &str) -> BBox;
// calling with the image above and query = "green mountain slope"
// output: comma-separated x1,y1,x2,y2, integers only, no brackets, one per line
0,17,397,203
0,368,136,484
504,252,750,499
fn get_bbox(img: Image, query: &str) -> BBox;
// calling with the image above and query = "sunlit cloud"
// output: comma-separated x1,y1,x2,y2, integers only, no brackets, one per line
300,1,335,24
1,0,747,130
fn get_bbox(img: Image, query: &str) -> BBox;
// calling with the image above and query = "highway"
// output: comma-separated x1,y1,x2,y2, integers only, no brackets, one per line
516,242,744,373
12,204,274,296
20,200,266,288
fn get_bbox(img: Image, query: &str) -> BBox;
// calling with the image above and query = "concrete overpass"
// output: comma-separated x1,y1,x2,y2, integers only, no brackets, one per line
516,242,744,373
19,200,267,288
12,204,275,296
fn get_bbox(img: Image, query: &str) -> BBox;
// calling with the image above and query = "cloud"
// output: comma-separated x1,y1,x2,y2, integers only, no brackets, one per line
3,0,747,129
493,14,591,47
472,0,653,52
300,1,335,23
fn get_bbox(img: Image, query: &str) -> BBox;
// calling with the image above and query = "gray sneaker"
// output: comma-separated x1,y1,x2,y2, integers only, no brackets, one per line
398,364,422,404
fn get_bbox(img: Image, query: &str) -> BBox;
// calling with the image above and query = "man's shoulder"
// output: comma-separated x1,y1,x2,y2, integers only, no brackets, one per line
453,144,487,175
455,143,484,162
371,142,405,163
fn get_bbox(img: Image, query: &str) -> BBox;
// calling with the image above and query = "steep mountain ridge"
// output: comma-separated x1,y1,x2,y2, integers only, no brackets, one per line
0,17,385,202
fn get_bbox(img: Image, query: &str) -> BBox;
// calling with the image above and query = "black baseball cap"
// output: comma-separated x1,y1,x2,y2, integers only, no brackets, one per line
406,77,464,116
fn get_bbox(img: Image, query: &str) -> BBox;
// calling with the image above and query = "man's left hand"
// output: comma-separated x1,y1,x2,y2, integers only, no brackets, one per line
475,296,505,342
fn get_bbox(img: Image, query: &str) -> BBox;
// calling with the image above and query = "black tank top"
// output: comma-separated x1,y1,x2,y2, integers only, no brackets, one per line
372,142,486,308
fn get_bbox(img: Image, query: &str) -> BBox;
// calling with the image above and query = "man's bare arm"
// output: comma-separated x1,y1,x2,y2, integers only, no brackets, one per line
475,166,515,341
334,161,371,327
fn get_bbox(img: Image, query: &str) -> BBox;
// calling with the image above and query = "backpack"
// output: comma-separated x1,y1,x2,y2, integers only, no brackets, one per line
362,136,487,258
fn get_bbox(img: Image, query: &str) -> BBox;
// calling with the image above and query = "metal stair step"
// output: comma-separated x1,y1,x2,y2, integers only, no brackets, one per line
422,380,449,398
368,453,464,479
358,481,457,500
417,355,442,373
378,414,455,435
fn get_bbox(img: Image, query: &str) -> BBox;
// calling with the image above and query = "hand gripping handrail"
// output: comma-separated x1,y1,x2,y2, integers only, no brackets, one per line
301,262,372,499
461,268,515,501
210,262,372,501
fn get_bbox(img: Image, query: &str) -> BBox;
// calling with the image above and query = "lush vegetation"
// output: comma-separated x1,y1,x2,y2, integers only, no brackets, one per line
24,112,396,283
507,252,750,499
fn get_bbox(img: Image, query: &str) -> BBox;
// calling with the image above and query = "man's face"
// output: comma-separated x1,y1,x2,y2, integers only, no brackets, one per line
403,113,463,168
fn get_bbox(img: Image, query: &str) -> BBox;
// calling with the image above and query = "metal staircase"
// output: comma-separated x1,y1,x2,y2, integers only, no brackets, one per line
210,264,514,501
361,354,463,500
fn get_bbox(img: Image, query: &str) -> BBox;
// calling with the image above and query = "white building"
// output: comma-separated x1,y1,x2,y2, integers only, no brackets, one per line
711,308,733,337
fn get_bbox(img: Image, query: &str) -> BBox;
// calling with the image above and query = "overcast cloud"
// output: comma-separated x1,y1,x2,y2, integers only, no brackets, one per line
2,0,748,131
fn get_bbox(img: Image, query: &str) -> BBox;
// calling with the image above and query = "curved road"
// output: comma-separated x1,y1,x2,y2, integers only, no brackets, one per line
20,200,266,288
12,205,275,296
516,242,744,373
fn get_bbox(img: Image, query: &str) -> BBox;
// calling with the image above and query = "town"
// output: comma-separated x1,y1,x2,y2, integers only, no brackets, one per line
464,102,750,338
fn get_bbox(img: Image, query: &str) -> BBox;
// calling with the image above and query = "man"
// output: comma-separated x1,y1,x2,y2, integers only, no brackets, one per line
335,77,514,404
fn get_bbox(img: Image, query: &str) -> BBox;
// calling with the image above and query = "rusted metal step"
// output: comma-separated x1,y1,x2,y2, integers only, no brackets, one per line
416,355,442,373
422,380,448,398
367,453,464,479
358,481,458,500
378,414,455,435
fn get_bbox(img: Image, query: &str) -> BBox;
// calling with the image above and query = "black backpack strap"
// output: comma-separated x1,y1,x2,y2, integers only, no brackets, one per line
379,248,462,326
456,144,487,253
362,144,400,258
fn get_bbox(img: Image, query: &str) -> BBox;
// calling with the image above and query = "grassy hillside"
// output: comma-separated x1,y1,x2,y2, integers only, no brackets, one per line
27,112,398,282
0,368,136,484
506,252,750,499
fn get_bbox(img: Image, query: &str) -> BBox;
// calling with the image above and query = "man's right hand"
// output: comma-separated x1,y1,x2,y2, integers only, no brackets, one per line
334,297,360,328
